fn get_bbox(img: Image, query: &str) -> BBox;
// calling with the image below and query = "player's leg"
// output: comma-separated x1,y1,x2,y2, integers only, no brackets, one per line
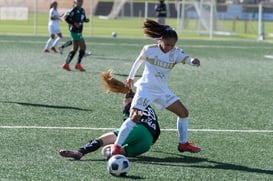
111,108,142,155
51,31,62,52
62,42,78,71
59,132,117,160
75,39,86,71
58,40,72,54
112,90,153,155
43,34,55,52
62,32,79,71
43,24,55,52
123,124,153,157
166,99,201,153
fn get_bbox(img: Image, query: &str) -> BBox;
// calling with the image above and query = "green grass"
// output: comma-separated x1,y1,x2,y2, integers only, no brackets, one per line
0,35,273,180
1,13,273,40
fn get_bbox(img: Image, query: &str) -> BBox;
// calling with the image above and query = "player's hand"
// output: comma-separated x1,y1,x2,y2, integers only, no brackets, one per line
73,23,81,28
84,18,90,23
125,79,134,89
192,58,200,66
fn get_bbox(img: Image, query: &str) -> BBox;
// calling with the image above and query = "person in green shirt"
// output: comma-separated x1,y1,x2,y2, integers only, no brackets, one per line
62,0,89,72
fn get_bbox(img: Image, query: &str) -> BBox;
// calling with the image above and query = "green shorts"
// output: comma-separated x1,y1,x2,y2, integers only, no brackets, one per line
113,124,153,157
70,32,84,41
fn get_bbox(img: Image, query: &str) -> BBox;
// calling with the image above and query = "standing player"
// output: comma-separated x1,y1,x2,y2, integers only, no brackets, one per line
111,19,201,156
154,0,167,25
59,71,160,160
62,0,89,72
43,0,63,53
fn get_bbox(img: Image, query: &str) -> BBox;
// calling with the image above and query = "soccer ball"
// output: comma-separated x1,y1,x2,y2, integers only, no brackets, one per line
107,154,130,177
112,32,117,38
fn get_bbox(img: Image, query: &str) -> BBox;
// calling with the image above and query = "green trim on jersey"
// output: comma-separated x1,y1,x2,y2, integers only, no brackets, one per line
113,124,153,157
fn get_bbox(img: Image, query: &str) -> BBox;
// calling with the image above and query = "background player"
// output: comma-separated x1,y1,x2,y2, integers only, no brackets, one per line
43,0,63,53
62,0,89,72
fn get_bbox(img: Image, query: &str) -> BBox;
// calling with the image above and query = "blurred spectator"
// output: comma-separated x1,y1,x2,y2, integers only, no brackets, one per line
155,0,167,24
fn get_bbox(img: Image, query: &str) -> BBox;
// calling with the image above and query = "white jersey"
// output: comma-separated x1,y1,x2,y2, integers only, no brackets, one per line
48,8,60,26
129,44,192,92
48,8,61,34
128,44,194,110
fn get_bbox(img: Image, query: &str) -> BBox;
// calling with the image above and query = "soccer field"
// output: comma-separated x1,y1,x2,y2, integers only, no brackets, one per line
0,35,273,180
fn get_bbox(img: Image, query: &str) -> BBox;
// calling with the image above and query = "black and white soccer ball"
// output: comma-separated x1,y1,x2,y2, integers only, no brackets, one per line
112,32,117,38
107,154,130,177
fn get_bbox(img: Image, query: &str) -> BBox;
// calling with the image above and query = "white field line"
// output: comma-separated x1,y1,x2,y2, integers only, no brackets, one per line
0,39,272,50
0,126,272,133
264,55,273,59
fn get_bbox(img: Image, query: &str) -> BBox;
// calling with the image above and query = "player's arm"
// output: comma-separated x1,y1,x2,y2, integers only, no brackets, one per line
64,10,76,26
182,57,200,66
58,12,65,21
50,10,58,20
64,12,73,24
84,15,90,23
126,59,142,87
126,47,145,88
179,49,200,66
65,11,81,28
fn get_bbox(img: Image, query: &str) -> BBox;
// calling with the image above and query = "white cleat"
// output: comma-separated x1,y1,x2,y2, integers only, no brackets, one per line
84,51,92,57
101,144,112,160
58,47,64,55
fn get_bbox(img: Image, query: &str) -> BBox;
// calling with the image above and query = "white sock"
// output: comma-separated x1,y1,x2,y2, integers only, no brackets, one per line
177,117,188,144
45,38,53,49
114,118,136,147
52,37,62,47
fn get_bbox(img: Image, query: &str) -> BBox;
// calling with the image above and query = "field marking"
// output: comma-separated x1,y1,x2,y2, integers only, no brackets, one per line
0,39,272,50
0,126,272,133
264,55,273,59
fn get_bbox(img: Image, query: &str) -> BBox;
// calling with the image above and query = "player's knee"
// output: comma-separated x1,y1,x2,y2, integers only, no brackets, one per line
180,109,189,118
79,49,85,57
177,108,189,118
69,50,76,56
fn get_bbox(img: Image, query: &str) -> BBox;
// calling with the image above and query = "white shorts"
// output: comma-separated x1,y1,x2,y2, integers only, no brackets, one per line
48,24,61,35
131,87,179,111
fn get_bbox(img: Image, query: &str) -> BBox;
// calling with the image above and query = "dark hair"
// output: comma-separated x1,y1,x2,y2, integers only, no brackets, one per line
122,90,135,120
50,1,57,9
143,19,177,40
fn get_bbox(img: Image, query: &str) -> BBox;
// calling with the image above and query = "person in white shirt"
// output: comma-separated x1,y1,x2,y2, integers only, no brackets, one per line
43,0,63,53
111,19,201,156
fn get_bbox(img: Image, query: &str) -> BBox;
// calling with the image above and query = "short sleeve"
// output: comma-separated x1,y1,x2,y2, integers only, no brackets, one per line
176,48,191,64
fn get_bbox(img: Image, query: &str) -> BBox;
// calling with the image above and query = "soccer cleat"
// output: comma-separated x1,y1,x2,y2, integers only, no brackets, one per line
178,142,201,153
75,64,86,72
83,51,92,57
51,46,58,53
43,49,50,53
111,144,122,155
58,47,63,55
59,150,83,160
62,63,71,71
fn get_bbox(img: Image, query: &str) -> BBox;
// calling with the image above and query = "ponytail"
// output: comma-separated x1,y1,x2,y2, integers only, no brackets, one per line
143,19,178,40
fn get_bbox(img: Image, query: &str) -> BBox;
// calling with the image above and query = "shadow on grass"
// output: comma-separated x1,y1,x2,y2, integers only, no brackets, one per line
1,101,92,112
63,151,273,177
68,158,145,179
130,151,273,176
